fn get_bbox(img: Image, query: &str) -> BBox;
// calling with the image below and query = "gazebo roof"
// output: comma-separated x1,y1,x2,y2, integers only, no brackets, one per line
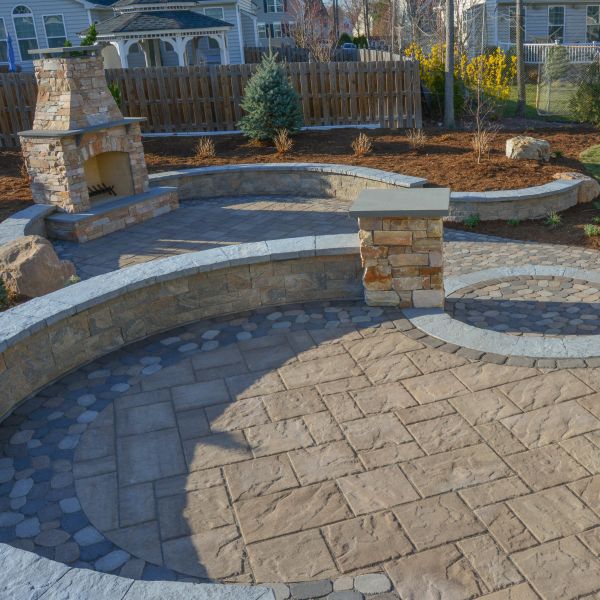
113,0,199,8
94,10,233,36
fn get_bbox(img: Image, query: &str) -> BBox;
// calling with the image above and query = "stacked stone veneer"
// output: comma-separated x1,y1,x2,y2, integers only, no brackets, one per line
358,216,444,308
0,236,360,418
21,124,150,212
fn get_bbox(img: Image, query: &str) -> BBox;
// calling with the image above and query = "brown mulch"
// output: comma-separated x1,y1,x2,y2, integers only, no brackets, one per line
1,126,599,249
446,201,600,251
142,127,597,192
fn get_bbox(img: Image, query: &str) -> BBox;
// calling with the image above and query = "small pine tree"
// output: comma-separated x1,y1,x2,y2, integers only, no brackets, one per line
238,53,303,141
81,23,97,47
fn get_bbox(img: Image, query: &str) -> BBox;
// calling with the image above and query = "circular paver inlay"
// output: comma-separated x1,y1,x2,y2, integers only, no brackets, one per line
447,275,600,336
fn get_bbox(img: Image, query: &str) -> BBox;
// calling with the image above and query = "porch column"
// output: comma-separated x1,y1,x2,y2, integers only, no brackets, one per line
173,37,189,66
349,189,449,308
114,40,129,68
212,34,230,65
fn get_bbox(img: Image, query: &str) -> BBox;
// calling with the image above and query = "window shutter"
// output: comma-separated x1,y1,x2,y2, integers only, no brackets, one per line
283,0,288,12
263,0,268,12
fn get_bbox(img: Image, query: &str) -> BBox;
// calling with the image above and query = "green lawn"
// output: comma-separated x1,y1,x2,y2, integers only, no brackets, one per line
581,145,600,181
501,83,575,121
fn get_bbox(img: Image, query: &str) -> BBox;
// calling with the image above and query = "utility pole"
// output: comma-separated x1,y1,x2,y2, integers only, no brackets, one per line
515,0,526,116
444,0,455,127
364,0,370,42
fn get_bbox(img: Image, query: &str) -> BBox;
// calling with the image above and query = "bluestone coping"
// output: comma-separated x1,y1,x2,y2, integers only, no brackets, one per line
0,543,274,600
149,163,428,189
0,204,56,246
450,179,579,203
405,264,600,359
45,187,176,223
350,188,450,217
0,234,360,353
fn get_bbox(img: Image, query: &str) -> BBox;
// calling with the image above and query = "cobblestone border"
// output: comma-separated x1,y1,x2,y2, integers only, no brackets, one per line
404,265,600,363
0,543,274,600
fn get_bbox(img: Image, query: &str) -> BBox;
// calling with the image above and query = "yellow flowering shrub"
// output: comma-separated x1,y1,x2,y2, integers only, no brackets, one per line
405,44,516,114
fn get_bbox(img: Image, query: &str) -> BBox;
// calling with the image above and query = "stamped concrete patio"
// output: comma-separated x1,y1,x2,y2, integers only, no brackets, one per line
3,297,600,599
1,193,599,599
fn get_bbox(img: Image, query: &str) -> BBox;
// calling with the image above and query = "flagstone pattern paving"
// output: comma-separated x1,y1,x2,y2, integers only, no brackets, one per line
3,301,600,599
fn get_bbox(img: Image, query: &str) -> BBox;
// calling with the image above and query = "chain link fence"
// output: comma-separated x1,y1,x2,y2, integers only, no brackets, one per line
536,46,600,120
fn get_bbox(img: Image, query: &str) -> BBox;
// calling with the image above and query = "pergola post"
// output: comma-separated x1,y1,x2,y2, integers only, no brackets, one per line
349,189,450,308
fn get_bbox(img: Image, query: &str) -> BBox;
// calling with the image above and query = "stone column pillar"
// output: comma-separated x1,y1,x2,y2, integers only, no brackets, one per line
349,188,449,308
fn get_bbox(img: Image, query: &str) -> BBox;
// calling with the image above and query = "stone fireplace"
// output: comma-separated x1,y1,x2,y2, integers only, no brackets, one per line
19,46,178,242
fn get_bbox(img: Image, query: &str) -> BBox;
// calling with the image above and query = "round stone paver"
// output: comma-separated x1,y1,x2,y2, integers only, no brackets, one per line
447,275,600,336
3,299,600,599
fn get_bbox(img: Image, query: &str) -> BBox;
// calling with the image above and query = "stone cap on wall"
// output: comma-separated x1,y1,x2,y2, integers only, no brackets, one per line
149,163,428,189
349,188,451,217
0,233,360,353
0,542,274,600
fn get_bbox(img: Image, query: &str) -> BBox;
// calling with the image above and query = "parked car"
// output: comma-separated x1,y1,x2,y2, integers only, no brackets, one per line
341,42,357,49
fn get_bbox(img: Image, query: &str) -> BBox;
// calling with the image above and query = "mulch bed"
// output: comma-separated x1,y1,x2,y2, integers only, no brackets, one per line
446,201,600,251
1,125,598,248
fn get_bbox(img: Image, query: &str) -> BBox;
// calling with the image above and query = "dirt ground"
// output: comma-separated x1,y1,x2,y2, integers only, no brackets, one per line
1,126,599,245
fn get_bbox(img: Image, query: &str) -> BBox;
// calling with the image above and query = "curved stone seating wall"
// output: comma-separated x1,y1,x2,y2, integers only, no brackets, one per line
449,179,581,221
149,163,428,201
149,163,584,222
0,234,360,421
0,204,56,246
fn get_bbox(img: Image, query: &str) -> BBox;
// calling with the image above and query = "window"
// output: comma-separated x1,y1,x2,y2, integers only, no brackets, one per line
0,19,7,62
204,7,224,20
265,0,285,13
43,15,66,47
548,6,564,42
257,22,289,38
13,5,38,60
588,5,600,41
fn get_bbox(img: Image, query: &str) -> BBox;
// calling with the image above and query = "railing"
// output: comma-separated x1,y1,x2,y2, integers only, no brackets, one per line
498,41,600,63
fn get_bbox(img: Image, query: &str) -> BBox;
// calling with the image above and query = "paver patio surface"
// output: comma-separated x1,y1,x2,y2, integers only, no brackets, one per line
53,194,600,279
3,300,600,599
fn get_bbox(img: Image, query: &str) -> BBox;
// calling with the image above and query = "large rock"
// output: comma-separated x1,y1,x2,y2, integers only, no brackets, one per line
506,136,551,162
553,171,600,204
0,235,76,299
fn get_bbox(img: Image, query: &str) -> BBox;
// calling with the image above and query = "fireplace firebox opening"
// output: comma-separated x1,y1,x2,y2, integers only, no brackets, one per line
83,151,135,203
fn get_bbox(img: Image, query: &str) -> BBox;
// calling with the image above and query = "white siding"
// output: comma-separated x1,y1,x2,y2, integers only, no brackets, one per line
1,0,93,69
240,9,257,46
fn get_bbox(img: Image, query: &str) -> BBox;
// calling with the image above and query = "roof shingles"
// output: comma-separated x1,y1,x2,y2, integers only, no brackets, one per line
95,10,232,34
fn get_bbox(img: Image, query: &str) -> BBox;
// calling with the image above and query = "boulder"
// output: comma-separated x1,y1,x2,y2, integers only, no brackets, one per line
0,235,76,299
506,136,551,162
553,171,600,204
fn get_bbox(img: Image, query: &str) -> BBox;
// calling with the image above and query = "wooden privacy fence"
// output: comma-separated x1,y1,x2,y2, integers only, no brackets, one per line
0,59,421,147
244,46,403,64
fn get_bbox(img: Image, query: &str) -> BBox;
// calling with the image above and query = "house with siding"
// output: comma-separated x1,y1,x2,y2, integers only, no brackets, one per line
463,0,600,54
0,0,259,70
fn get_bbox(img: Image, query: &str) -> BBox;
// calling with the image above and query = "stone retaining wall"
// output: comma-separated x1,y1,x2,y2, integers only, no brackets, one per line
449,179,581,221
149,164,428,201
0,234,360,420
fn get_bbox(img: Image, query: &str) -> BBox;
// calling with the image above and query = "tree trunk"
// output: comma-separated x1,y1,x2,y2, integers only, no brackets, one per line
444,0,455,128
515,0,526,116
